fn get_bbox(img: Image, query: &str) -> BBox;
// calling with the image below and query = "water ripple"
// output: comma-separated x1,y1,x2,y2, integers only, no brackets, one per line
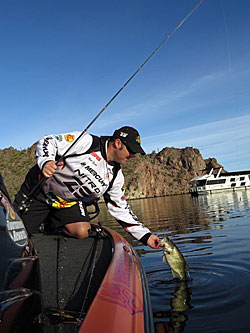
147,258,250,332
97,192,250,331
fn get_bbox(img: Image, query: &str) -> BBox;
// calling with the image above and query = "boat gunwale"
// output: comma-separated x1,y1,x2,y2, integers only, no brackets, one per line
79,224,154,333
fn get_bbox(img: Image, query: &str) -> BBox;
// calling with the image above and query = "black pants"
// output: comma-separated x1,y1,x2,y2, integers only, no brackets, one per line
14,192,90,234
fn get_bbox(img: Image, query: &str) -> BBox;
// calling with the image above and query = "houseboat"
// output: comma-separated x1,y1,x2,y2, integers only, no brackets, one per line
189,168,250,196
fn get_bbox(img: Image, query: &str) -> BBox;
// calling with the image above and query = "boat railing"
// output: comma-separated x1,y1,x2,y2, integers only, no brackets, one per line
208,168,214,177
216,168,222,178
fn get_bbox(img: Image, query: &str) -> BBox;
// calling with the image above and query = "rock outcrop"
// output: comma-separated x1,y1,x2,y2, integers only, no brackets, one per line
122,147,225,199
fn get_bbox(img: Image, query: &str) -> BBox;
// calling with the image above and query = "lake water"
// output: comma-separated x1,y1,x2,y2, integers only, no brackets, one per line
96,190,250,333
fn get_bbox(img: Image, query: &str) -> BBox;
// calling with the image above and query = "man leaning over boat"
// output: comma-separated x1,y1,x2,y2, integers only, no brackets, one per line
14,126,162,249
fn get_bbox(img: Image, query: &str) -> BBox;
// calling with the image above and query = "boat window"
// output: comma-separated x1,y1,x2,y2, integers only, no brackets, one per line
197,180,206,186
230,178,235,182
241,182,246,186
240,177,245,181
231,183,236,187
207,179,226,185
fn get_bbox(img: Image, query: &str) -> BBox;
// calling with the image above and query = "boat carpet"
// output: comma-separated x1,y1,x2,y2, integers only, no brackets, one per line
32,230,112,332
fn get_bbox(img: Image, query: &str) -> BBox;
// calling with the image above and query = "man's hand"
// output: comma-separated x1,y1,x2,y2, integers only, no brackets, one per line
42,161,64,178
147,234,162,249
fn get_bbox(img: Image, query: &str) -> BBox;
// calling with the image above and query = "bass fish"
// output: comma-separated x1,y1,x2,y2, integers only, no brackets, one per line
161,237,189,280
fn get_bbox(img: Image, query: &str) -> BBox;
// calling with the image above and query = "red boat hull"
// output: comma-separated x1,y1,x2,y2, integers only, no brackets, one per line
80,226,148,333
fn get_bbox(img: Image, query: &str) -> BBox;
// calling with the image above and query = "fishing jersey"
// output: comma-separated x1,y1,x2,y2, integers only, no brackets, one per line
20,132,151,243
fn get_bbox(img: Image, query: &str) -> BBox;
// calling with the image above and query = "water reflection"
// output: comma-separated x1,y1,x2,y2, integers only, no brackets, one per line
95,190,250,332
154,280,192,333
96,191,250,235
131,195,211,235
96,195,212,240
197,190,250,221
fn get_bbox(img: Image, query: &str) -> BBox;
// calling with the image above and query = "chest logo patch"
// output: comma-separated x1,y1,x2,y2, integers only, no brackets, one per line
91,151,101,161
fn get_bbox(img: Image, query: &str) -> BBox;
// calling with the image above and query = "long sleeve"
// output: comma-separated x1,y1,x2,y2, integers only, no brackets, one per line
36,132,92,170
104,169,151,242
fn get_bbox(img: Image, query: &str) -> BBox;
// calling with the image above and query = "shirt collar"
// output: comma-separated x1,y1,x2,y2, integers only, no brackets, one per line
100,136,120,167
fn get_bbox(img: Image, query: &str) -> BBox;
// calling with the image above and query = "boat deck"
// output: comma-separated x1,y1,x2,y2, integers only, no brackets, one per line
32,229,112,332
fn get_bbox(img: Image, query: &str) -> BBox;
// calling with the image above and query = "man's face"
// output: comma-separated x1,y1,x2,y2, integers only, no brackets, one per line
114,140,136,165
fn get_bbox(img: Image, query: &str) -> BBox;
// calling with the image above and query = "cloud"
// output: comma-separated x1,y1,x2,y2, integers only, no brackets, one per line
88,69,238,134
102,69,228,123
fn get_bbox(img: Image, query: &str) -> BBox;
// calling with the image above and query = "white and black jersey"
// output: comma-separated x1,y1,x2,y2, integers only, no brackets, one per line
19,132,151,243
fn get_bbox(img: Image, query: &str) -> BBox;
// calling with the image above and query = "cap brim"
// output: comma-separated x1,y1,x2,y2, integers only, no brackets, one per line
128,143,146,155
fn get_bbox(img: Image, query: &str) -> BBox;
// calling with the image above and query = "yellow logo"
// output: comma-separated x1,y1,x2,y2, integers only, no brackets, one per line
64,134,75,142
51,196,77,209
7,203,16,220
136,136,141,144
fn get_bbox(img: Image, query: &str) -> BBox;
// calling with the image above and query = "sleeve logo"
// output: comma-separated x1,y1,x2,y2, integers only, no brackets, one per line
64,134,75,142
55,135,63,142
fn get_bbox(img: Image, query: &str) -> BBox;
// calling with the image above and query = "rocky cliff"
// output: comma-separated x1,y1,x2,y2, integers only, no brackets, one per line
0,144,224,201
122,146,226,199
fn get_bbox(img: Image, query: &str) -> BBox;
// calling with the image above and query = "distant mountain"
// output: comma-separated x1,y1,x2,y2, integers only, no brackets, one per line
0,144,225,201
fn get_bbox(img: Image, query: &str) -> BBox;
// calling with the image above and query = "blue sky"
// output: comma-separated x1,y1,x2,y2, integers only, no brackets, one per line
1,0,250,171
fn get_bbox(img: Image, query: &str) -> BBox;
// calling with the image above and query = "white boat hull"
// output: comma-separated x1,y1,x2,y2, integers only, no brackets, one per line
189,168,250,196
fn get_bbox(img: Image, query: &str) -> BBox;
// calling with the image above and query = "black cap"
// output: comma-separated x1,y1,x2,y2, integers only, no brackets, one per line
112,126,145,155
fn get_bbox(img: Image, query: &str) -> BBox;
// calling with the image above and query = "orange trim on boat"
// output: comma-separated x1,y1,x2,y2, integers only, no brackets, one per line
79,227,145,333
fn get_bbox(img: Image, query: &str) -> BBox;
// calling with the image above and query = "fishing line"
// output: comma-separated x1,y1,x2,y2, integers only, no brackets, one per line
18,0,203,210
59,0,204,157
219,0,232,73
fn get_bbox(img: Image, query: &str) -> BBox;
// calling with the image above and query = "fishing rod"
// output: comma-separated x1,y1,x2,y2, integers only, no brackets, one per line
18,0,203,213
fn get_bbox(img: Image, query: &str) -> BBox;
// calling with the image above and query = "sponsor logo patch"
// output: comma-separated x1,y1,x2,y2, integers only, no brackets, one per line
55,135,63,142
91,151,101,161
136,136,141,144
8,204,16,220
78,201,86,216
42,137,53,157
120,132,128,137
64,134,75,142
0,194,28,247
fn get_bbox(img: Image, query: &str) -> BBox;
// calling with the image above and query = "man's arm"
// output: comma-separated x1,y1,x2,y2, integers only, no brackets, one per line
104,170,162,248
